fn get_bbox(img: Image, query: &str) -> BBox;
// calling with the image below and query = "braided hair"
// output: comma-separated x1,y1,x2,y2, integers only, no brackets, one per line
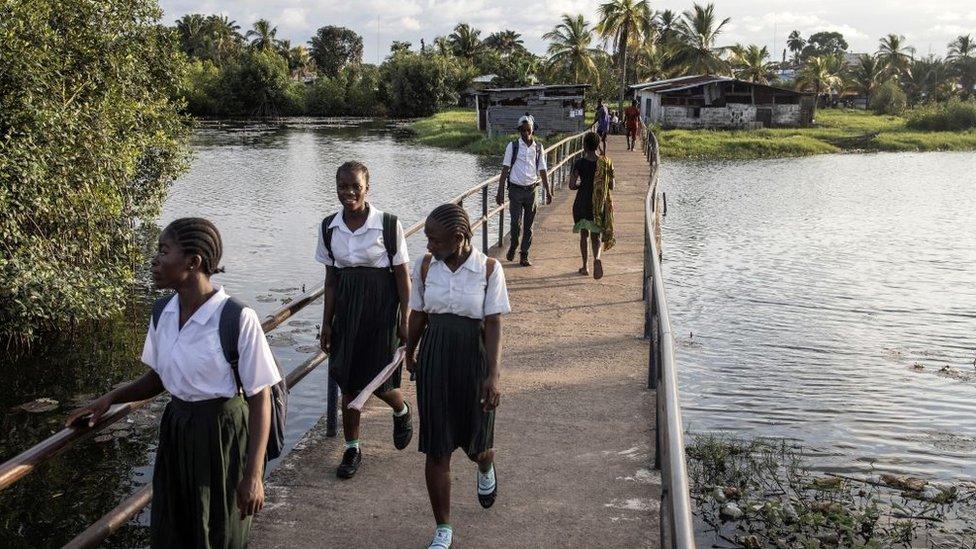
427,203,472,242
161,217,224,275
336,161,370,184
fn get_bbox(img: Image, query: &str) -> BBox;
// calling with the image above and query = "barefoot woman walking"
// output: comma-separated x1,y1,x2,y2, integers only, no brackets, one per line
569,132,616,279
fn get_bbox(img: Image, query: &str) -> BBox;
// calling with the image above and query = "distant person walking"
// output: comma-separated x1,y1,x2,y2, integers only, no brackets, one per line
624,98,643,151
611,111,620,135
569,132,616,279
595,99,611,154
496,115,551,267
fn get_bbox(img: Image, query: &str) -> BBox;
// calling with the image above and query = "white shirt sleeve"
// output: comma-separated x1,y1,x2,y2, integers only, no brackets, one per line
236,308,282,396
314,223,334,266
391,219,409,266
484,260,511,316
501,142,514,167
140,319,156,369
408,255,426,311
537,144,548,172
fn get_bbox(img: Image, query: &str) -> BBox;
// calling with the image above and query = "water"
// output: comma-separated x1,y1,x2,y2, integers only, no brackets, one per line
660,152,976,481
0,120,497,547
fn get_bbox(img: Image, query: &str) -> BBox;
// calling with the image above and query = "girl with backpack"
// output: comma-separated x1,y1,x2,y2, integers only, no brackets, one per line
65,217,281,548
316,161,413,479
405,203,511,549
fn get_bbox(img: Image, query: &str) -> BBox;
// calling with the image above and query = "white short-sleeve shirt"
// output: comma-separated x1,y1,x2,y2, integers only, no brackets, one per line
140,287,282,402
408,248,511,320
314,205,409,268
502,139,548,187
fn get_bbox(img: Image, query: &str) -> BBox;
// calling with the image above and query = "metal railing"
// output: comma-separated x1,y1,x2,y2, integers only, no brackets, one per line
0,126,592,548
642,129,696,548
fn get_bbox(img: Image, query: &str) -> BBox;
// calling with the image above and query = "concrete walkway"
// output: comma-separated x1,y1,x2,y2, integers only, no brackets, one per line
251,135,660,548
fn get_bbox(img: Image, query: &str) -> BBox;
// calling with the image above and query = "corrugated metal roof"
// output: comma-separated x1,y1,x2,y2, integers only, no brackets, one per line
485,84,591,93
630,75,807,96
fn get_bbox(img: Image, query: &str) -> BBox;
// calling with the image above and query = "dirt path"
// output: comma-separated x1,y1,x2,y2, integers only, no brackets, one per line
251,135,661,548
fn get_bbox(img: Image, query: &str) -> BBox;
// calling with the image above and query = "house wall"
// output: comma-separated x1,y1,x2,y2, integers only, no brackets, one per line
772,104,801,125
659,102,802,128
486,103,585,136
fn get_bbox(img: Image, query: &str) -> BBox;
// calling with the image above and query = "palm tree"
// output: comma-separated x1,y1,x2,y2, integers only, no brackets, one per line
633,40,668,82
448,23,482,60
656,10,680,47
795,55,843,115
432,36,453,57
849,54,883,104
904,56,955,103
877,34,914,79
543,14,602,85
671,3,731,76
787,30,805,64
246,19,278,51
175,14,209,58
206,14,242,62
731,44,775,83
596,0,653,112
484,30,525,55
288,45,315,77
948,34,976,98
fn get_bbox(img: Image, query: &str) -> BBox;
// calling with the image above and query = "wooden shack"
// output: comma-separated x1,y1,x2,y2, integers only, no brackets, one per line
476,84,589,137
630,75,814,129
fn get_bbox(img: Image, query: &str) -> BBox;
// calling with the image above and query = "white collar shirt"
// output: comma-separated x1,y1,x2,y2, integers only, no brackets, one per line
502,138,548,186
140,286,282,402
408,248,511,320
314,204,409,268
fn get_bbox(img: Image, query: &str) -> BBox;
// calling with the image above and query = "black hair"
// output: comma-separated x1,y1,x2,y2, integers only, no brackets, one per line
161,217,224,275
427,203,472,242
631,98,638,105
583,131,600,152
336,161,370,184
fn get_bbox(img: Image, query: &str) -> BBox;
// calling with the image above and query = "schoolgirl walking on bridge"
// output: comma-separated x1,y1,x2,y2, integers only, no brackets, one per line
316,161,413,479
66,218,281,548
569,131,616,279
405,203,511,549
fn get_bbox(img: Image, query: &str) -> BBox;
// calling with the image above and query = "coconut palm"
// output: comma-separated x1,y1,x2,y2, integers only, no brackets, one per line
877,34,914,79
948,34,974,60
904,56,955,103
787,30,805,64
633,40,668,82
449,23,482,60
849,54,883,103
656,9,680,47
484,30,525,55
175,14,209,58
206,14,243,62
432,36,453,57
543,14,602,85
246,19,278,51
948,35,976,98
730,44,775,83
671,3,731,76
795,55,843,115
596,0,653,111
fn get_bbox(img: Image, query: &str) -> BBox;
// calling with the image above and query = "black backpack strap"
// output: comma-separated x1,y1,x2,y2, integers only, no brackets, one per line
321,213,338,264
219,297,245,395
381,212,398,269
151,295,173,329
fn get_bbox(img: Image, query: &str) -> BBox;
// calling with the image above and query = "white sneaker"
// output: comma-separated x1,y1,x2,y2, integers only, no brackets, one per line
477,464,497,508
428,527,453,548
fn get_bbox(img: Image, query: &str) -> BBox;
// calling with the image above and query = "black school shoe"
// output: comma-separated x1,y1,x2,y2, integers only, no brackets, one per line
506,245,517,262
336,447,362,479
392,406,413,450
477,466,497,508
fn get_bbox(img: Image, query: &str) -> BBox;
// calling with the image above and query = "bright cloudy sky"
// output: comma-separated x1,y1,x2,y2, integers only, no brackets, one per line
159,0,976,63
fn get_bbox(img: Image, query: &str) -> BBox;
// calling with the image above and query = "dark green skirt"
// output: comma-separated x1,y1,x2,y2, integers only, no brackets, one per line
329,266,401,396
151,396,250,549
417,313,494,457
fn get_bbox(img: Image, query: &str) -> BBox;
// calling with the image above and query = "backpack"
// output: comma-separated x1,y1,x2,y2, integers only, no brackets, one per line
321,211,398,268
151,295,289,461
420,253,496,312
506,139,543,185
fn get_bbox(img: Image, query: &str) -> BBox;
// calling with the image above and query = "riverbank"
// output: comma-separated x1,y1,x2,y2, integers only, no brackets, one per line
410,109,976,159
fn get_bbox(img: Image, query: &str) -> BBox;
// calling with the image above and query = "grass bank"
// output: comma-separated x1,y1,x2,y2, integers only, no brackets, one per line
410,108,976,160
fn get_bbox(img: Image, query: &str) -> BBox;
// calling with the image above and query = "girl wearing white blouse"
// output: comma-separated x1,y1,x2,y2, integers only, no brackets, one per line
405,204,511,549
316,161,413,479
66,218,281,548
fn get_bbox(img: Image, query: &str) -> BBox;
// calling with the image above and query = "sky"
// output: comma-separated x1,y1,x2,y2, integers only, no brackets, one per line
158,0,976,64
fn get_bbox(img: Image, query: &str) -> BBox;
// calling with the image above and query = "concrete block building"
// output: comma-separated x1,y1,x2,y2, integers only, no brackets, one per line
473,84,590,137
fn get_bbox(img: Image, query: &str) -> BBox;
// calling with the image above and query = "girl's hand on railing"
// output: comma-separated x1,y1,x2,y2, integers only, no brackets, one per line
64,395,112,428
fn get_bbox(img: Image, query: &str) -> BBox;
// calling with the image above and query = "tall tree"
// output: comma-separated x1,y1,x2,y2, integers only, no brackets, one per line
730,44,775,83
671,3,731,76
449,23,482,60
795,54,843,116
849,54,883,104
206,14,242,63
596,0,653,112
877,33,914,79
543,14,602,85
786,30,805,64
246,18,277,51
656,9,680,46
175,13,209,58
484,30,525,55
288,45,315,77
390,41,412,57
309,26,363,78
948,34,976,98
801,31,848,60
904,55,954,103
634,40,667,82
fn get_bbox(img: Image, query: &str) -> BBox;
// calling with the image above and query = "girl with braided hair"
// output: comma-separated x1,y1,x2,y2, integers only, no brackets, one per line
66,217,281,548
405,203,511,549
316,161,413,479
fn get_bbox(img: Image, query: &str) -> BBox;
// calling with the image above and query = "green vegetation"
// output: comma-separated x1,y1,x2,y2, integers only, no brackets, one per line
688,434,976,547
0,0,190,343
906,99,976,131
410,110,520,156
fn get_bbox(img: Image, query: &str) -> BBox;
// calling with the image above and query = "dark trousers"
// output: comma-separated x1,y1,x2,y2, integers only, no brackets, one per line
508,184,538,255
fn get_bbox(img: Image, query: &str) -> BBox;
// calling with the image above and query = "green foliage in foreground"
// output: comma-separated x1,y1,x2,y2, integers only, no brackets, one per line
688,434,976,547
0,0,190,343
906,99,976,131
